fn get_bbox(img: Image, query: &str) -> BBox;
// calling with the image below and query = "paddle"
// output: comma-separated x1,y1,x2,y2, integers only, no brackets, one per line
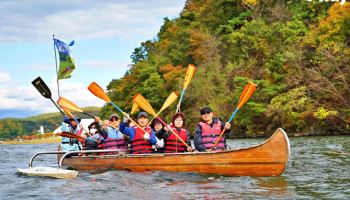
147,92,178,126
176,64,196,113
60,106,91,137
57,96,118,129
56,132,97,143
131,102,139,114
211,82,257,151
87,82,150,135
133,93,190,149
31,77,65,116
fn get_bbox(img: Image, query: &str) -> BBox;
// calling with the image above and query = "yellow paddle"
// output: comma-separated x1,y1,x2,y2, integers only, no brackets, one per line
87,82,150,135
211,82,257,151
147,92,178,126
131,102,139,114
133,93,190,148
176,64,196,113
57,97,118,129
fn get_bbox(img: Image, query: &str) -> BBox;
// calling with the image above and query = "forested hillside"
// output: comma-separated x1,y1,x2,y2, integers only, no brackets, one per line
0,107,100,140
102,0,350,137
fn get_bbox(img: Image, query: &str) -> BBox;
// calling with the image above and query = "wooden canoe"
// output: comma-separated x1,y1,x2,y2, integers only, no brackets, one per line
61,128,290,176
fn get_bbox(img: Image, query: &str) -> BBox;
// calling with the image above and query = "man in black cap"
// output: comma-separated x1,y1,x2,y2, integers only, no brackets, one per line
194,107,231,152
120,111,157,154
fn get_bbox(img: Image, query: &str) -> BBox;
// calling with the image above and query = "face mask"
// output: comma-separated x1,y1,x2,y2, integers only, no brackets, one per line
90,128,97,134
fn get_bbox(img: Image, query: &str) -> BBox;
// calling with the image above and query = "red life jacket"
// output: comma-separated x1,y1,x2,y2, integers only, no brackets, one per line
164,125,188,153
104,137,127,150
130,127,153,154
199,121,226,151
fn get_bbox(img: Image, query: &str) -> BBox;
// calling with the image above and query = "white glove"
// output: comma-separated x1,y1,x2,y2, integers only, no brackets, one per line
123,114,130,123
143,133,150,140
156,138,164,148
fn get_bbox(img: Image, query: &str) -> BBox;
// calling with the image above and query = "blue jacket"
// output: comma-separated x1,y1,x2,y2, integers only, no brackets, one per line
60,122,80,151
120,122,157,145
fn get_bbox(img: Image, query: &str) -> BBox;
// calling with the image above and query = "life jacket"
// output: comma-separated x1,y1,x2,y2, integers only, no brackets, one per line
199,120,226,151
104,137,127,150
130,127,153,154
164,126,188,153
61,124,81,151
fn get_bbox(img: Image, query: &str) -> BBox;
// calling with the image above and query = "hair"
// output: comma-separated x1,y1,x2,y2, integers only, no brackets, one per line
88,122,98,130
171,112,185,127
150,118,163,130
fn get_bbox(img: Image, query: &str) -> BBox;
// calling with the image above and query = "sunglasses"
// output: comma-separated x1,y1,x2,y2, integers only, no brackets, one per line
110,118,119,122
201,111,211,115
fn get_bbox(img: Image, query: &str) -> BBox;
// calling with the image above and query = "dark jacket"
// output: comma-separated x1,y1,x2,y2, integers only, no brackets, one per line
194,118,231,152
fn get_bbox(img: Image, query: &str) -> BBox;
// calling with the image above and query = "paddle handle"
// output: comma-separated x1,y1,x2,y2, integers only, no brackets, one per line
211,108,238,151
75,119,91,137
155,116,190,149
50,98,65,116
228,108,239,123
83,112,95,118
176,89,186,113
81,112,118,130
110,102,123,113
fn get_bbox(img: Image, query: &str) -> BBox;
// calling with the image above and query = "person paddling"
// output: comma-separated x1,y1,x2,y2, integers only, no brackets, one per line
60,117,83,152
84,121,105,150
163,112,193,153
194,107,231,152
120,112,157,154
103,114,128,152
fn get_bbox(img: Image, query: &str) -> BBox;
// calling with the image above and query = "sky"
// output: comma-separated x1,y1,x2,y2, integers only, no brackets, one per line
0,0,186,118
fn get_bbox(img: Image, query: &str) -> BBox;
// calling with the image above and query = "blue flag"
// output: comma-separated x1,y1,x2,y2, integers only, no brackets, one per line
54,38,76,80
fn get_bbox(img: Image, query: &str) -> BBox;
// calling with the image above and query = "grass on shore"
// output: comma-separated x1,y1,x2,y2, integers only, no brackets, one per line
2,137,61,145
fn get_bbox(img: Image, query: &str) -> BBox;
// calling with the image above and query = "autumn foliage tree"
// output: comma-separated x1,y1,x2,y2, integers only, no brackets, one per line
100,0,350,137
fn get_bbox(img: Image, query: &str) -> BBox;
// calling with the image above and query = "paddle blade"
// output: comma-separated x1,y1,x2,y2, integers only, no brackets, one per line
237,82,257,109
57,97,83,113
131,102,139,114
61,107,76,119
31,77,52,99
183,64,196,89
158,92,178,113
56,132,85,141
133,93,157,116
88,82,111,103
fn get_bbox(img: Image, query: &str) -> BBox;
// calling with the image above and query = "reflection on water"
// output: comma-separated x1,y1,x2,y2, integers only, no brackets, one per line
0,135,349,199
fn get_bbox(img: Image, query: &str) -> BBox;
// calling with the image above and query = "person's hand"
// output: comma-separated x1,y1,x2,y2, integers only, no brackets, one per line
156,138,164,148
206,149,212,152
187,147,193,152
94,116,101,122
164,125,171,131
102,120,109,129
143,133,150,140
123,114,130,123
224,122,231,130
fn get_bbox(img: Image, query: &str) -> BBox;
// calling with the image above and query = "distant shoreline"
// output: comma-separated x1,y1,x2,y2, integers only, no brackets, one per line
1,137,61,145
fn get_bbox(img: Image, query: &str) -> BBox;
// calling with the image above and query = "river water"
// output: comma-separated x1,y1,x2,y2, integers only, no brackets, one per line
0,136,349,199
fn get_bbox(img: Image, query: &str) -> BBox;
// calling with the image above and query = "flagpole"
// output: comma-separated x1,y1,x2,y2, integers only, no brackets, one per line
53,34,60,98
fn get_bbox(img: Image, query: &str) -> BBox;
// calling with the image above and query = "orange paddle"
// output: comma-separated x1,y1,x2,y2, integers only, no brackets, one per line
211,82,257,150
